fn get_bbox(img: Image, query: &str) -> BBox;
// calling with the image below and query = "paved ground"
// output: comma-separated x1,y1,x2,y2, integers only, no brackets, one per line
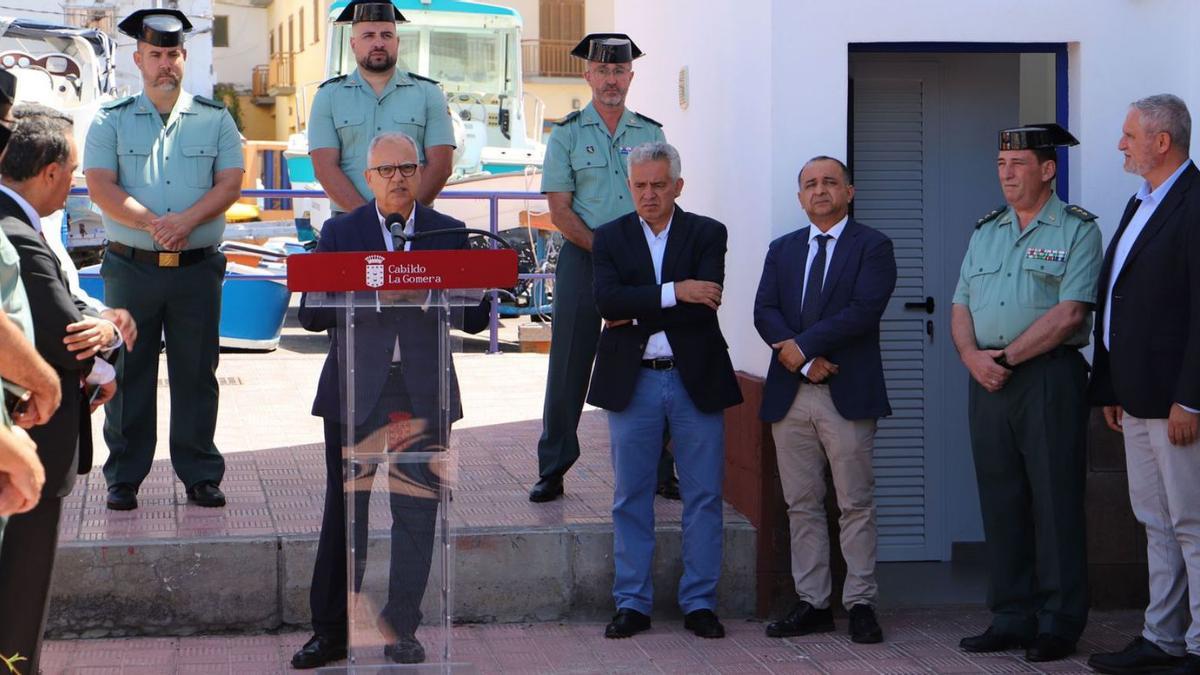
41,608,1140,674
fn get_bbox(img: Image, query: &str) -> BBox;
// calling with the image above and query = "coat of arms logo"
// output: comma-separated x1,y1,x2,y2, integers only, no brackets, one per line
365,254,385,289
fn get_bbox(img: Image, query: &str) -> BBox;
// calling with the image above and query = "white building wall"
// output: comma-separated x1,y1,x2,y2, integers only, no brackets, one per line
615,0,1200,377
212,1,268,90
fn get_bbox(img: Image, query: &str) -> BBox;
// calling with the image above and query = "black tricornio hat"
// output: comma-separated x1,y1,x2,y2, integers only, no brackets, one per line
570,33,643,63
333,0,408,24
0,69,15,106
999,123,1080,150
118,9,193,47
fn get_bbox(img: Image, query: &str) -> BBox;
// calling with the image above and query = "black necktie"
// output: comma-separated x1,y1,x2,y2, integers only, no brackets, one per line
801,234,831,330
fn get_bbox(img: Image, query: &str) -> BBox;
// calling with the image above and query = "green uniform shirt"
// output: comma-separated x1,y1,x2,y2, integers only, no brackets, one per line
953,193,1103,349
540,103,666,229
308,69,456,204
84,91,244,250
1,229,33,428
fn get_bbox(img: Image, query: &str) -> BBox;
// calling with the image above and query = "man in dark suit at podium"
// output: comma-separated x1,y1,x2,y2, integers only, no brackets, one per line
292,131,487,669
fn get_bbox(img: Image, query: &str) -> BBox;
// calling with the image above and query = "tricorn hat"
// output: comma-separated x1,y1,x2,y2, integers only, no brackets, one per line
333,0,408,24
570,33,643,63
118,9,193,48
999,123,1080,150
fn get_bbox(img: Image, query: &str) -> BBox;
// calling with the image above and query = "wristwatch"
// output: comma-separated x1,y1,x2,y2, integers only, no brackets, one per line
994,351,1012,369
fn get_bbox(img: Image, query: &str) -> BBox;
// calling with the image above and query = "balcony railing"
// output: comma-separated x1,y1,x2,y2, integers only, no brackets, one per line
521,39,583,78
251,65,271,101
268,52,295,96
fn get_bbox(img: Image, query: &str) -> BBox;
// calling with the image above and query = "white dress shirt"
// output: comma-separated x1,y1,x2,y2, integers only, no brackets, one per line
377,205,416,363
638,210,678,360
1102,159,1196,413
798,216,848,377
0,184,117,385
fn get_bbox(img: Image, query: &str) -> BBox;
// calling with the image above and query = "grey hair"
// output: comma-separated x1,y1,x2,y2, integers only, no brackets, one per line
627,141,681,181
1131,94,1191,154
367,131,420,162
798,155,852,186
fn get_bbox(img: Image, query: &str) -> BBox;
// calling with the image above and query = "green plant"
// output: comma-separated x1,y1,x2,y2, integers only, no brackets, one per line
2,653,26,674
213,82,245,133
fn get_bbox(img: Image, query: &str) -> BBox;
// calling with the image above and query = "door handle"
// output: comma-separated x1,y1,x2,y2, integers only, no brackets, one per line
904,296,935,314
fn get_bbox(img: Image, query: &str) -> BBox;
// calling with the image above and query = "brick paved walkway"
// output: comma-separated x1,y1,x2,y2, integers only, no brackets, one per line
42,608,1139,674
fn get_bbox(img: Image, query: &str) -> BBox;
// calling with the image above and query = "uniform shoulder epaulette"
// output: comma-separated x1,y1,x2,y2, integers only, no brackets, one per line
101,95,135,110
1065,204,1098,221
408,72,439,85
975,205,1008,229
317,74,347,89
553,110,581,126
192,95,225,109
634,111,663,127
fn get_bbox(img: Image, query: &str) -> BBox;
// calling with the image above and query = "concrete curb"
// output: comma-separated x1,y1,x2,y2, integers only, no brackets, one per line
48,522,756,638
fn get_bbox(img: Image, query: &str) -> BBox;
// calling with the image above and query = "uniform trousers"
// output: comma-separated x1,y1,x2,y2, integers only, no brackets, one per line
967,348,1089,641
100,248,226,489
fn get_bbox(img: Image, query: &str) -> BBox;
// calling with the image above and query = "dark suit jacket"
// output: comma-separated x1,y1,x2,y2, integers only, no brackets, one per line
1089,161,1200,418
586,208,742,414
298,201,489,427
0,190,94,497
754,219,897,423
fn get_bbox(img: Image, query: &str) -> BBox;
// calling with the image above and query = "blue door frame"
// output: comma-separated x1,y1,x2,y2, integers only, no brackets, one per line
849,42,1070,201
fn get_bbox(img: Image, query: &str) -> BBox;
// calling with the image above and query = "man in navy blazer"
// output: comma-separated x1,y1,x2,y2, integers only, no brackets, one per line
1088,95,1200,675
754,156,896,644
291,132,487,669
587,142,742,640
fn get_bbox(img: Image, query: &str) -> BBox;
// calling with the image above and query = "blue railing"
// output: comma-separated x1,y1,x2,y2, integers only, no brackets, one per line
68,187,552,354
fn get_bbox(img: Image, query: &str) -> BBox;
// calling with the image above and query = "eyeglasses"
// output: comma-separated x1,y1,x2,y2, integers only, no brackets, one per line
369,163,419,179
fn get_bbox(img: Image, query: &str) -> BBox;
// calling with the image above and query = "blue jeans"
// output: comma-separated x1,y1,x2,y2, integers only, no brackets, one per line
608,368,725,615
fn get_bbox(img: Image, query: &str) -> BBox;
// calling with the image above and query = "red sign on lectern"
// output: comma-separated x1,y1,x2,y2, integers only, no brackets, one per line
286,249,519,291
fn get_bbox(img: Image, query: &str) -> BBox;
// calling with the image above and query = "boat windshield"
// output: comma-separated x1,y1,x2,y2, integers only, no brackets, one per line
336,26,513,97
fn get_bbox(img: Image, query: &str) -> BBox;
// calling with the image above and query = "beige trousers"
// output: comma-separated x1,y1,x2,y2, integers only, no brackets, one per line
772,383,879,609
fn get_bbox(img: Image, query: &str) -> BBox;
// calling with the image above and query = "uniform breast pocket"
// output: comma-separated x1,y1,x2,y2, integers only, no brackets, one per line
117,142,152,188
334,112,367,158
1018,257,1066,308
966,259,1003,310
181,145,217,188
569,147,609,198
394,114,427,155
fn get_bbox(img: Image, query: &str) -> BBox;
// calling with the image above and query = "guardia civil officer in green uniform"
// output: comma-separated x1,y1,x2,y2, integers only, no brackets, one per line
84,8,244,511
529,34,668,503
307,0,455,211
951,124,1102,663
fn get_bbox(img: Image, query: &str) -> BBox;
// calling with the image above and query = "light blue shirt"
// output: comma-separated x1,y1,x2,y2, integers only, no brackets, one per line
638,209,678,359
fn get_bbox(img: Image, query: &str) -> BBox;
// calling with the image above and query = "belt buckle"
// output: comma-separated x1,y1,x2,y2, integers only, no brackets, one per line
655,358,673,371
158,252,180,268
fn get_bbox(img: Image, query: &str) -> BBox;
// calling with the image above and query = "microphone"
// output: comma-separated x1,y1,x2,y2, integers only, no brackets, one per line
385,212,407,250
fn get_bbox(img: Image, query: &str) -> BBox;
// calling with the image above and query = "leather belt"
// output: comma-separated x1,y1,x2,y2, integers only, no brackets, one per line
641,357,675,371
107,242,217,268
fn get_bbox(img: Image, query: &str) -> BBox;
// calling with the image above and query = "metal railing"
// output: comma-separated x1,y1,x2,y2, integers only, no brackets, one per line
69,187,552,355
521,39,583,78
268,52,295,95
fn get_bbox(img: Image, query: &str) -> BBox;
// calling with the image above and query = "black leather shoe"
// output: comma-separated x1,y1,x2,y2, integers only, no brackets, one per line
384,635,426,664
1025,634,1075,662
604,608,651,638
848,604,884,644
106,483,138,511
656,477,682,500
683,609,725,639
959,626,1032,653
186,480,226,507
765,601,835,638
290,634,346,669
1161,654,1200,675
1088,636,1185,674
528,476,564,503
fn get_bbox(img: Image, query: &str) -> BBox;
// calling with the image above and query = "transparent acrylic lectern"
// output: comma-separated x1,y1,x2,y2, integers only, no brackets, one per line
288,248,517,673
